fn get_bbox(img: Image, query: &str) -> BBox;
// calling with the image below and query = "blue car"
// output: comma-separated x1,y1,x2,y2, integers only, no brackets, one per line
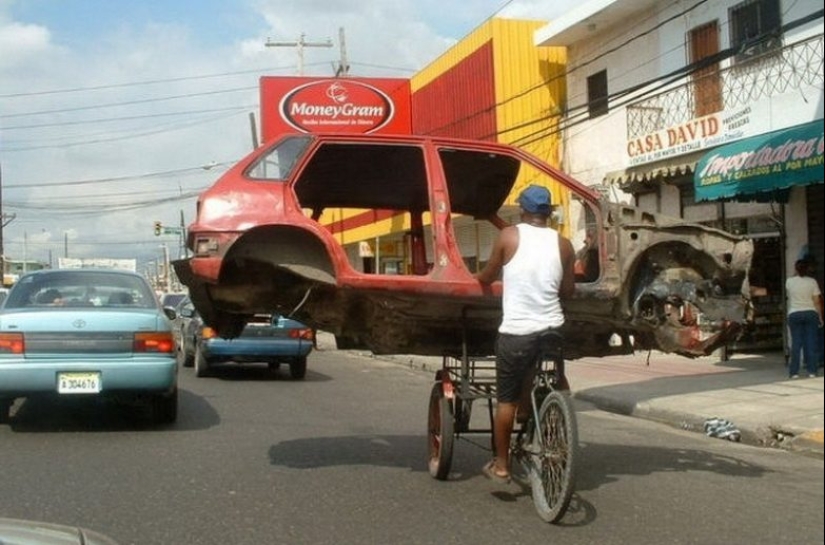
172,301,313,379
0,269,179,425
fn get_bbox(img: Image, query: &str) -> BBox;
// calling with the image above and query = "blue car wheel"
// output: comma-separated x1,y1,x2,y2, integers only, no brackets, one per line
194,344,211,378
0,398,12,424
289,356,307,380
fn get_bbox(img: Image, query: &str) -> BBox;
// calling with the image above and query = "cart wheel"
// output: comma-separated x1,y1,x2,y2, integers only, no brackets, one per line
530,390,577,523
427,382,454,480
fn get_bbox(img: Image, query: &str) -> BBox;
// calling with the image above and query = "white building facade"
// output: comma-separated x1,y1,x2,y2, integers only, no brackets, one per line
535,0,824,351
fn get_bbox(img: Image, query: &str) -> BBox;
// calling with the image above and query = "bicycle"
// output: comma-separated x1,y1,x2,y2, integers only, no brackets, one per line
509,329,578,523
427,328,578,523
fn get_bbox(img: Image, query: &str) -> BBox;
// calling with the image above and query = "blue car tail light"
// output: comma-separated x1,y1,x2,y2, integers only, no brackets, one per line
288,328,314,341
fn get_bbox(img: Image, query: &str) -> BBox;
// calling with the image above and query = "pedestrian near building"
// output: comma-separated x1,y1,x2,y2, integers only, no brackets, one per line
785,258,823,378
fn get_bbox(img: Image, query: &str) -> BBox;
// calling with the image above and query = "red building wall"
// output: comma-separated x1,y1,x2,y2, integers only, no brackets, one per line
411,41,497,140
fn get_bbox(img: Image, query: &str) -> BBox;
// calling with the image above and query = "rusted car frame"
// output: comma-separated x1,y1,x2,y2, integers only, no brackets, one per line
174,133,753,359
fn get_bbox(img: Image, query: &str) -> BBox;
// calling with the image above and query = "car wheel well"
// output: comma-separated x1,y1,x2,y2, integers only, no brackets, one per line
223,225,336,286
203,225,337,326
626,241,719,317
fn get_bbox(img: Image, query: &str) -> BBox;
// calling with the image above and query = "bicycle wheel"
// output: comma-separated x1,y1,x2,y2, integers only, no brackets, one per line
529,390,577,523
427,382,455,480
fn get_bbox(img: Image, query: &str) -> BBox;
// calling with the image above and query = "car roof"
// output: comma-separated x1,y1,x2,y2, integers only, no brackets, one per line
253,133,525,218
19,268,142,279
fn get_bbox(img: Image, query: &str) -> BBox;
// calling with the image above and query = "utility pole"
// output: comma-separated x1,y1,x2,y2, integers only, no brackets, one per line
0,163,18,285
249,112,259,149
265,32,333,76
334,27,350,77
179,209,186,260
160,244,170,293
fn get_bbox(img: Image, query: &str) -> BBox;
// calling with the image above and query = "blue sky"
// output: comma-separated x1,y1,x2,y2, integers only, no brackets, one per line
0,0,568,271
9,0,264,49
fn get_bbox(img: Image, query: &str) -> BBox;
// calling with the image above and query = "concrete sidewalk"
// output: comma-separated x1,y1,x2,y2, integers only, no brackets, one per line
560,351,823,457
335,336,823,458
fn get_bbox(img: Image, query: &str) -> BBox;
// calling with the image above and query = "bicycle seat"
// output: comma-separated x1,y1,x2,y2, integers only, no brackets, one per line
537,329,564,361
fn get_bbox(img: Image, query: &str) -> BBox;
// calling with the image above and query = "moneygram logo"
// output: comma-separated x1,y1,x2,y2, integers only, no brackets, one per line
278,80,395,134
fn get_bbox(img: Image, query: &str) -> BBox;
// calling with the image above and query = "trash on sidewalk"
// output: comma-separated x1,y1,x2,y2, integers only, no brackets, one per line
704,417,741,442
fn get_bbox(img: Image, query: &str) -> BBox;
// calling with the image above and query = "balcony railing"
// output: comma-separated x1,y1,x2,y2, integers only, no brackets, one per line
626,33,823,139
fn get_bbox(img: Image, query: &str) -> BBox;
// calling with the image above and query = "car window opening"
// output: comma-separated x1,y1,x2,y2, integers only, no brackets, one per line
288,141,602,281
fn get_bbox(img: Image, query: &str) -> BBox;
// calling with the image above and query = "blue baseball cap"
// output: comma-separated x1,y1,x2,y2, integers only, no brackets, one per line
517,184,552,215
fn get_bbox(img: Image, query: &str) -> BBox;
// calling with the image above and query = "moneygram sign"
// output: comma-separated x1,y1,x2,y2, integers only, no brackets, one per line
260,77,411,141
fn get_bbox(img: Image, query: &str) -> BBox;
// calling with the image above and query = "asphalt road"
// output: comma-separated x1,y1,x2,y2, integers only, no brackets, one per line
1,348,822,545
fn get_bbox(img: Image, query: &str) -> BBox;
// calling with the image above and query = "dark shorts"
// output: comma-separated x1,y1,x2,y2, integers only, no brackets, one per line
495,329,555,403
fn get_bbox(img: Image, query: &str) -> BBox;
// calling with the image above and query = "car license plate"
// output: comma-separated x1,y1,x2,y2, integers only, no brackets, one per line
57,372,101,394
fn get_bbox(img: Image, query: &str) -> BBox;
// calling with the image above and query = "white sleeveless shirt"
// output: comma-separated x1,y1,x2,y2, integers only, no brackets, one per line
499,223,565,335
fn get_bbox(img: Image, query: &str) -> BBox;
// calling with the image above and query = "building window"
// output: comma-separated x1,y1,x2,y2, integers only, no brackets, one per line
586,70,608,118
729,0,782,62
689,21,722,117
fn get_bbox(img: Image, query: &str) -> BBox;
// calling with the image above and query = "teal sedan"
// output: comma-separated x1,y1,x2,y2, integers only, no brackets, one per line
0,268,178,425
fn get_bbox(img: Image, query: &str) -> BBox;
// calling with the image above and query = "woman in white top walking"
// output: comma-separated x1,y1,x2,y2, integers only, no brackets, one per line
785,259,823,378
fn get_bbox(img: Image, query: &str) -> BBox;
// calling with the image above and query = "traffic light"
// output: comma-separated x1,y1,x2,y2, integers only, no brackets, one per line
154,221,162,236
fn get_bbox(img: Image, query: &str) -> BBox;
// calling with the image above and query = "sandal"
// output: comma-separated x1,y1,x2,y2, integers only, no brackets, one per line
482,460,511,484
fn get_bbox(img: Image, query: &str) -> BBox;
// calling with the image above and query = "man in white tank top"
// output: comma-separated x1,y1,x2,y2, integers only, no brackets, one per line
475,184,575,483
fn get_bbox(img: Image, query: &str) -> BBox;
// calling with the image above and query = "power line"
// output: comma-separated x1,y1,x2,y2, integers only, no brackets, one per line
419,0,713,138
6,190,202,213
2,162,232,190
0,90,257,121
5,4,816,197
347,61,417,73
265,33,334,76
1,109,247,151
1,104,255,131
0,64,300,99
511,12,824,150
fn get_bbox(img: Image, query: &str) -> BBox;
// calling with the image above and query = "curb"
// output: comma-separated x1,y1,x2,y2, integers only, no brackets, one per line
787,430,825,458
359,350,824,459
575,390,824,459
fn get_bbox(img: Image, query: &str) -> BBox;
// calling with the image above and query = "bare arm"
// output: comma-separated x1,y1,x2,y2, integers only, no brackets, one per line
474,226,518,285
558,234,576,300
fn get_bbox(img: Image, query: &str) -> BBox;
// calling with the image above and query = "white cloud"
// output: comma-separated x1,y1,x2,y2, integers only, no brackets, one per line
0,20,52,69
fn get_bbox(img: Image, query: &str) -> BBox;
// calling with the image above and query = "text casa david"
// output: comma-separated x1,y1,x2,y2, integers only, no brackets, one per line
628,116,720,159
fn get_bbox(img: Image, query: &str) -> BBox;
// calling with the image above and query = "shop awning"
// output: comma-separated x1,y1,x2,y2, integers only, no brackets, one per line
695,119,824,202
606,151,704,193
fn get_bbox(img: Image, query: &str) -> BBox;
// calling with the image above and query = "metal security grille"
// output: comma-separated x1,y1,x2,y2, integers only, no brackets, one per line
626,34,823,139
